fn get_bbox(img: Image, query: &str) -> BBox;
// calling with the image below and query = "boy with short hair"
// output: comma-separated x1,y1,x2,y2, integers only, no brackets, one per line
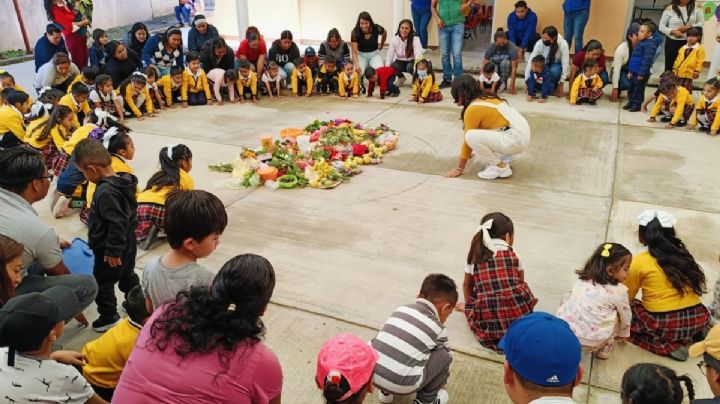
365,65,401,99
157,65,185,107
292,57,314,97
68,65,100,94
372,274,458,404
141,189,228,312
316,55,339,95
526,55,552,102
74,138,140,332
237,59,259,102
60,82,92,127
181,51,212,107
81,285,150,401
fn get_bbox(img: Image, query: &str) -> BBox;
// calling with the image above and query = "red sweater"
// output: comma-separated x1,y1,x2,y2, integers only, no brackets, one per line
367,66,397,97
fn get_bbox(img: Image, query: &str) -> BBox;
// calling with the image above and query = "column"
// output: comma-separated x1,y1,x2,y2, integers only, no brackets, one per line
236,0,249,39
393,0,405,33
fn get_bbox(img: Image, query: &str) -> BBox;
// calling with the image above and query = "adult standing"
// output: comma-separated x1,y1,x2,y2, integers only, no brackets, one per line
187,14,220,53
0,148,96,326
350,12,387,78
432,0,471,88
142,27,185,77
34,24,68,73
33,52,80,94
44,0,90,70
385,19,423,80
199,38,235,71
525,26,570,97
126,23,149,60
563,0,591,54
506,1,540,61
483,29,519,94
610,23,641,102
105,41,143,86
445,75,531,180
113,254,283,403
659,0,704,73
235,26,268,76
411,0,433,50
268,30,301,81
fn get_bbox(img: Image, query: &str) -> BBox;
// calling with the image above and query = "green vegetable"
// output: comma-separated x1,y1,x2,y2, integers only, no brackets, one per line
277,175,298,189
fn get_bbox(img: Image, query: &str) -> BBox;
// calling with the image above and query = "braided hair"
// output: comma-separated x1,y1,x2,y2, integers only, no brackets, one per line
621,363,694,404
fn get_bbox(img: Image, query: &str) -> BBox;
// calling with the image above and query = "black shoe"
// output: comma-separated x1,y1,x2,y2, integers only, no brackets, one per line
628,106,641,112
699,125,711,133
92,314,121,332
389,91,400,97
660,116,672,122
622,103,632,110
668,346,689,362
439,80,452,89
674,120,687,127
576,100,583,105
588,100,596,105
360,85,367,95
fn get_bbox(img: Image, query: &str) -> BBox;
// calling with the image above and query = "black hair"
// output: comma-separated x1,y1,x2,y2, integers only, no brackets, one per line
621,363,694,404
224,69,238,82
144,144,192,190
542,26,559,65
581,59,599,72
280,30,294,41
0,147,45,194
81,65,100,82
658,81,678,96
327,28,342,42
118,72,148,97
73,138,111,167
237,59,251,70
94,74,113,89
451,74,505,119
45,23,62,35
706,77,720,91
514,1,528,8
419,274,458,305
395,19,416,59
186,50,200,63
364,66,376,81
466,212,514,265
125,285,150,324
92,29,107,47
413,59,435,84
27,88,63,121
86,109,131,132
354,11,378,38
71,82,90,96
639,218,706,296
164,190,228,248
576,243,631,286
483,63,496,74
170,65,184,76
671,0,696,22
323,374,369,404
687,27,701,37
325,55,337,65
494,28,508,41
38,104,72,142
659,70,677,87
104,131,132,155
148,254,276,370
193,14,207,26
295,57,306,67
0,88,15,103
245,26,260,39
161,27,183,47
0,71,15,85
531,55,546,65
129,22,149,49
106,41,123,60
6,91,29,108
143,66,159,80
582,39,603,53
643,20,658,35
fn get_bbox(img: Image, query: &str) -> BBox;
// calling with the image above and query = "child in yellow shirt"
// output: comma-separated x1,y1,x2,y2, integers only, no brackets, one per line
157,66,184,108
411,59,442,103
673,27,705,92
66,66,99,94
26,105,74,175
689,77,720,136
292,57,313,97
59,82,91,128
316,55,339,95
237,59,258,103
648,82,695,128
0,71,32,104
338,60,360,99
570,60,603,106
0,90,30,147
119,72,155,120
181,51,212,107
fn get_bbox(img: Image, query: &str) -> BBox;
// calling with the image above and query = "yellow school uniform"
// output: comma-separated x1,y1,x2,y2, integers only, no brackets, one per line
86,155,135,207
157,75,181,106
569,74,603,104
81,318,142,388
673,44,706,80
237,71,258,96
650,86,694,125
338,71,360,97
66,75,84,93
460,98,510,160
625,251,702,312
181,68,212,102
412,76,440,100
291,65,313,95
5,84,33,104
24,116,48,144
119,84,153,118
137,169,194,205
62,124,96,155
0,105,26,143
26,124,69,150
59,93,91,128
690,95,720,132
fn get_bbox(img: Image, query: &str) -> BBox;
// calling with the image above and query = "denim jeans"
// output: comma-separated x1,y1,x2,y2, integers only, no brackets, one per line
174,5,191,24
277,62,296,82
599,70,609,87
618,70,630,91
357,50,383,75
627,73,647,108
563,8,590,53
438,23,464,82
412,5,432,49
548,62,562,91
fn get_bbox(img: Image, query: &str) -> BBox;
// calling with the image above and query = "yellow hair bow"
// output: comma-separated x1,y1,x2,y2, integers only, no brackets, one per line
601,243,612,258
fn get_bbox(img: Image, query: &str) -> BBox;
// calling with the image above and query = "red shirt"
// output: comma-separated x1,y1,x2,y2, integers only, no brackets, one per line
368,66,397,96
51,3,77,36
235,39,267,63
572,50,606,71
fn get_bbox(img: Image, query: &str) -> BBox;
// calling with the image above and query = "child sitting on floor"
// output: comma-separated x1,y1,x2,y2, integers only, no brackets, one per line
157,66,184,108
26,105,74,176
292,57,314,97
461,212,537,353
640,71,676,113
136,144,194,249
338,60,360,99
304,46,320,86
119,72,156,120
144,66,164,111
479,63,500,95
688,77,720,136
648,81,695,128
316,55,339,95
0,90,30,148
570,59,604,106
673,27,705,92
59,82,91,127
237,60,258,103
526,55,552,103
262,62,283,100
81,285,149,401
557,243,632,360
365,66,400,99
206,68,237,104
90,74,124,122
141,189,227,312
411,59,442,103
182,51,212,107
67,66,100,94
316,334,378,404
372,273,456,404
0,71,30,96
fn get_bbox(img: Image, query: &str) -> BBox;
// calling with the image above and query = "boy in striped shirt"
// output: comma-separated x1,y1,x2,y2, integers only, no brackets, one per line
372,274,457,404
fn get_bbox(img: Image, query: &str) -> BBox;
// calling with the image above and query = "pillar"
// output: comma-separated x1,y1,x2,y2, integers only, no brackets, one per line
236,0,249,39
393,0,404,33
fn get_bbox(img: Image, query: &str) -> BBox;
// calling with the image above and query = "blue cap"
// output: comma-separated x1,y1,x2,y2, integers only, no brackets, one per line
499,312,581,387
304,46,316,57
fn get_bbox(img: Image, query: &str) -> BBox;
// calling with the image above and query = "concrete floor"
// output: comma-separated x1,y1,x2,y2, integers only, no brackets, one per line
5,59,720,403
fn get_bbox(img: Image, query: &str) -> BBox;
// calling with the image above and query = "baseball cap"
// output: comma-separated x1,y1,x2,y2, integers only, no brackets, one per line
690,324,720,370
46,23,62,34
316,333,378,401
305,46,317,57
499,312,582,387
0,286,80,365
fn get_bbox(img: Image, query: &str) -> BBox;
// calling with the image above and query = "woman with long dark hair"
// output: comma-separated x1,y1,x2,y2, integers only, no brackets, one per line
113,254,283,403
350,12,387,78
235,26,268,77
525,26,570,97
126,22,149,58
385,19,423,82
44,0,90,69
609,23,642,102
625,210,709,361
199,37,234,71
142,27,185,77
659,0,703,72
105,41,143,86
268,30,301,81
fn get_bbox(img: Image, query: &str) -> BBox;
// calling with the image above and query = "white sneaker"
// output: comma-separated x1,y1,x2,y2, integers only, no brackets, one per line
378,390,394,403
398,76,407,86
414,388,449,404
477,164,512,180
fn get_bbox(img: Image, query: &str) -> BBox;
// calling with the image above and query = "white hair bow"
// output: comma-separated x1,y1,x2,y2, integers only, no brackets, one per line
102,127,119,149
166,144,178,159
37,86,52,97
478,219,496,254
94,108,117,128
29,101,53,119
637,209,677,228
131,72,148,81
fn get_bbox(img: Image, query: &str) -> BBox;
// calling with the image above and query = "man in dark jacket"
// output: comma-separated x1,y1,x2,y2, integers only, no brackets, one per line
73,139,139,332
34,24,68,72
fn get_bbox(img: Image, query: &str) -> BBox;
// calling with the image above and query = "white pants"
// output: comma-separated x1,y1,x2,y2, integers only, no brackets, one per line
465,127,529,166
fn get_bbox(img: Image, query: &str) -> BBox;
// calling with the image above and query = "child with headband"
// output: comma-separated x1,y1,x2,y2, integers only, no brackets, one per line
557,243,632,360
460,212,537,353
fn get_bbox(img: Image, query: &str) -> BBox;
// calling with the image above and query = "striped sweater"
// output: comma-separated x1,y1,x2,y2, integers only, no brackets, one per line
659,6,703,40
371,298,448,394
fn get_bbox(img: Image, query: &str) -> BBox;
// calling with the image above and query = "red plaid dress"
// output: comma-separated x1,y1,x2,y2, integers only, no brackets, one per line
630,300,710,355
34,142,60,175
53,152,72,176
135,203,165,242
464,249,537,352
661,98,695,122
695,107,716,129
578,86,604,102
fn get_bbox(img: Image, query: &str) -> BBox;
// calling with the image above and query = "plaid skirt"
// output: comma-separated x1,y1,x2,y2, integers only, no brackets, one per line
630,300,710,355
677,77,694,93
578,87,604,102
413,91,443,103
34,143,60,174
696,108,716,128
135,203,165,241
53,152,71,177
662,100,695,122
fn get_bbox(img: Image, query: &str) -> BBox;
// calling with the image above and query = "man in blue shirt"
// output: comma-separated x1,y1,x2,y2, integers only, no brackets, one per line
34,24,68,72
506,1,540,61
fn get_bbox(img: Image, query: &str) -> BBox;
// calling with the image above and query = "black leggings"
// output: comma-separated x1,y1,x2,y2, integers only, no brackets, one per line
664,38,685,73
391,59,415,77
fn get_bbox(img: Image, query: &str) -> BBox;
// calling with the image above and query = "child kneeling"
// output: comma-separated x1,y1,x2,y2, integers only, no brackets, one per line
411,59,442,103
570,59,603,105
648,81,695,128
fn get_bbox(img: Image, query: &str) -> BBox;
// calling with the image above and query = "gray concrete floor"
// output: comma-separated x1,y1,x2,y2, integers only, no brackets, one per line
5,57,720,403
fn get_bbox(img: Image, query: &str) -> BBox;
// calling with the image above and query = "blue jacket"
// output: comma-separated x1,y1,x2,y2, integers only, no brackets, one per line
187,24,219,53
34,35,68,72
142,34,184,68
563,0,591,12
526,67,552,98
507,9,538,49
629,38,658,76
89,45,107,70
411,0,431,10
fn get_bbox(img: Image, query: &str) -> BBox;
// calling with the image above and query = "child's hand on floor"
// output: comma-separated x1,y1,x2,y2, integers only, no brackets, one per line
206,100,212,105
711,129,718,136
137,116,145,121
664,123,674,129
104,256,122,267
647,117,656,123
182,102,188,108
148,113,157,118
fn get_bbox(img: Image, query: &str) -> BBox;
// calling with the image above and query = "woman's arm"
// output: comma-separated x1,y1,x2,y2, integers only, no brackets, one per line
385,36,397,66
379,27,387,51
257,54,266,77
413,36,423,59
658,9,674,37
431,0,444,29
351,41,360,72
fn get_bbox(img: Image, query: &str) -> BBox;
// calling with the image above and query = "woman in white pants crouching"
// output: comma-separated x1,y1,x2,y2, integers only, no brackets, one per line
445,75,531,180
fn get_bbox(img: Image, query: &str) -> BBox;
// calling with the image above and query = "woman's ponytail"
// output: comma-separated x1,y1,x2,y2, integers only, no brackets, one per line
677,375,695,401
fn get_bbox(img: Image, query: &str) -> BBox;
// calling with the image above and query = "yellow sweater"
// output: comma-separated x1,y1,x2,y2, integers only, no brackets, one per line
570,74,603,104
237,71,258,96
86,155,134,207
651,86,694,125
291,66,313,95
412,76,440,100
625,251,702,312
690,96,720,131
460,98,510,160
181,68,212,101
62,124,96,155
59,93,91,128
0,105,26,143
157,75,182,106
137,169,194,205
81,318,141,388
338,71,359,97
27,124,69,150
119,84,154,118
673,44,706,80
24,116,48,145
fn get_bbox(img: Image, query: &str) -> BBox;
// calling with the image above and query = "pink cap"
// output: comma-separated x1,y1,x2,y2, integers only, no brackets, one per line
316,333,379,401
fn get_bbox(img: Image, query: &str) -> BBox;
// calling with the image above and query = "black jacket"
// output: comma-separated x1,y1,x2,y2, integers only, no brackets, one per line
87,173,138,257
199,43,234,71
268,40,300,68
106,49,142,87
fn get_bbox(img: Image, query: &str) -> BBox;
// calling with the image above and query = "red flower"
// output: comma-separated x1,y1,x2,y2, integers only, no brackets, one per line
309,132,321,142
352,144,368,156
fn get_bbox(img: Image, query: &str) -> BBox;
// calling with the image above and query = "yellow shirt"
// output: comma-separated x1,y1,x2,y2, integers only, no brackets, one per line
24,116,48,145
338,71,359,97
570,74,603,104
81,318,141,388
27,124,69,150
0,105,26,142
4,84,33,104
157,75,182,106
181,68,212,101
690,96,720,131
460,98,510,160
62,124,96,155
673,44,706,79
237,71,258,96
86,155,135,207
651,86,694,125
137,169,194,205
625,251,702,312
119,84,154,118
59,93,91,128
66,75,83,93
411,76,440,100
291,66,313,95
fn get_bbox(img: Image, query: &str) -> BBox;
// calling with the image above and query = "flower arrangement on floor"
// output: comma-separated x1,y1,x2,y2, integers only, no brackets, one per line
209,119,399,189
